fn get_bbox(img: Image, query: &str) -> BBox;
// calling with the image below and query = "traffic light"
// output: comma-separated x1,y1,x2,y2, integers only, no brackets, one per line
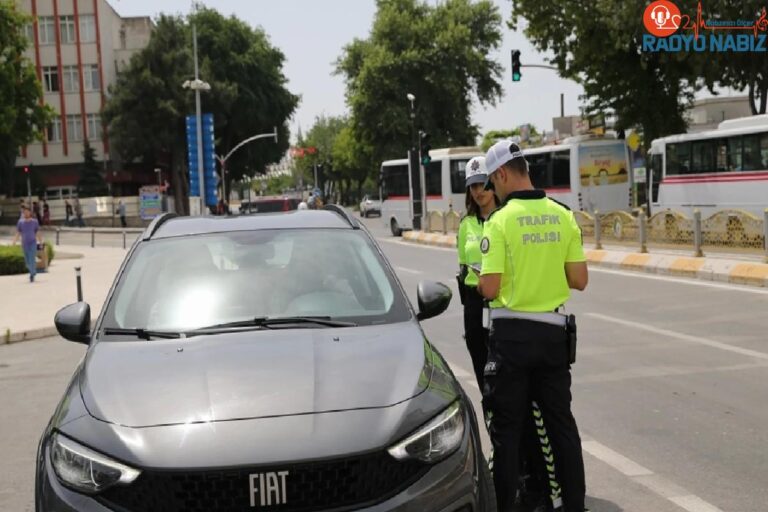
419,131,431,166
23,166,29,173
511,50,522,82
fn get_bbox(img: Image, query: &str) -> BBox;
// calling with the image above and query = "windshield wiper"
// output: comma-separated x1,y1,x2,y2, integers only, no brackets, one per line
192,316,357,332
102,327,183,340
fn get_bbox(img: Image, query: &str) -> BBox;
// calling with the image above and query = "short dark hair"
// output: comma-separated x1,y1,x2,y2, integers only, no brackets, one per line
502,143,528,175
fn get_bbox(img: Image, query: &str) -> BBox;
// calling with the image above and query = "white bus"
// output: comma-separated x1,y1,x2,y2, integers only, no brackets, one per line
522,135,633,214
380,147,481,236
380,137,633,236
648,115,768,217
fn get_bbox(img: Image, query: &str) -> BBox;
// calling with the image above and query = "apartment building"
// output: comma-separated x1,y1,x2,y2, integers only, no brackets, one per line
14,0,152,197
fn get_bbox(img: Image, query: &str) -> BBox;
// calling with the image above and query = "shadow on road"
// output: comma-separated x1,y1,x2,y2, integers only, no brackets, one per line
586,495,623,512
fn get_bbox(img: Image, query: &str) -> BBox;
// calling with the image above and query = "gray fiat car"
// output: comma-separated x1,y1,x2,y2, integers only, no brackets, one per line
36,206,495,512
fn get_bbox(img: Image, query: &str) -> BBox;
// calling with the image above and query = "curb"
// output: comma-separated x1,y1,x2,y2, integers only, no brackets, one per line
3,326,58,345
401,231,768,289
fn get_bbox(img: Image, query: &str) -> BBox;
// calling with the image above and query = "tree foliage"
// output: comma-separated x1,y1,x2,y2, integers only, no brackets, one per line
103,9,298,213
336,0,503,171
480,126,539,151
77,141,108,197
508,1,705,147
698,2,768,114
0,0,53,195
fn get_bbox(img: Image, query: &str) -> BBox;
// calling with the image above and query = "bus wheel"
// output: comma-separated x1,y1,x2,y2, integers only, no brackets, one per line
390,218,402,237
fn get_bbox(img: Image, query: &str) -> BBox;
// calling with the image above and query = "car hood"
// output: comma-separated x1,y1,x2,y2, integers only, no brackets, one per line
81,322,431,428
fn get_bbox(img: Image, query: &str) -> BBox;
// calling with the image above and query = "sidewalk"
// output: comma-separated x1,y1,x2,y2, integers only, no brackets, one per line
1,238,127,344
402,231,768,288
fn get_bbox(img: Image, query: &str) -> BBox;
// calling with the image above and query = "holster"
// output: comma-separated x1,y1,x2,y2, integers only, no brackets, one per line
565,314,577,364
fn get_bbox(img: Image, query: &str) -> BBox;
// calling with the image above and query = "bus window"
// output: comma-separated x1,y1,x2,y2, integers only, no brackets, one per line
691,141,715,173
527,152,551,189
761,132,768,169
727,136,742,171
651,153,662,203
450,159,470,194
426,161,442,196
382,164,409,198
743,134,762,171
715,139,728,172
666,142,691,175
551,150,570,187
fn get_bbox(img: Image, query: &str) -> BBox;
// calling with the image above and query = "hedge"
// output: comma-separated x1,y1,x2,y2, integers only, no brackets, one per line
0,242,55,276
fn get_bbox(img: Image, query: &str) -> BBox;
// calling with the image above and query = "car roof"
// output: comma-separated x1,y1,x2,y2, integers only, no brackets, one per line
145,209,357,240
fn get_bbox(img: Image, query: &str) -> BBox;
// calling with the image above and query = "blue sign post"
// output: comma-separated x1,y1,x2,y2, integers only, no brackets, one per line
186,113,217,208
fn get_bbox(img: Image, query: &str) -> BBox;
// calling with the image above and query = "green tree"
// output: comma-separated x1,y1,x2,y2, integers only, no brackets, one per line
479,126,539,151
508,0,704,147
700,2,768,114
293,115,348,201
77,140,108,197
337,0,503,169
103,9,298,214
0,1,53,196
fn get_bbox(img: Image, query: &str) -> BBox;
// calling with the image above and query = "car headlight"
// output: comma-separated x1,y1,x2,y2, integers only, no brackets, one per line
388,401,465,463
50,433,141,494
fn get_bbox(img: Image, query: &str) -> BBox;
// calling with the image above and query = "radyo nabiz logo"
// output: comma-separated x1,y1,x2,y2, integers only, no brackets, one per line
642,0,768,52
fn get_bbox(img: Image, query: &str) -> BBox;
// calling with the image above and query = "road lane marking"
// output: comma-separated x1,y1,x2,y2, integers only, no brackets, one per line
395,266,423,275
586,313,768,361
582,440,653,476
446,358,725,512
590,267,768,296
669,495,725,512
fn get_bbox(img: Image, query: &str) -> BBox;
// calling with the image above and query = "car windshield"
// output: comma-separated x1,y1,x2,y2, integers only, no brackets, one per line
101,229,411,333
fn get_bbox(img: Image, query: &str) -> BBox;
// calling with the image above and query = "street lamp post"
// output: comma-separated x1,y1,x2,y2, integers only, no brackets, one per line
216,127,279,213
181,23,210,216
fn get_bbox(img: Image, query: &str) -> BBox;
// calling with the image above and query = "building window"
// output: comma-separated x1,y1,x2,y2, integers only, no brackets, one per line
62,65,79,93
38,16,56,45
47,116,62,143
42,66,59,93
83,64,100,91
67,114,83,142
23,23,34,43
86,114,102,140
59,15,76,44
79,14,96,43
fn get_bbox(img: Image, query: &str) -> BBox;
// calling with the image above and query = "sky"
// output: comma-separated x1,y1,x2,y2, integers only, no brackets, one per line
111,0,738,145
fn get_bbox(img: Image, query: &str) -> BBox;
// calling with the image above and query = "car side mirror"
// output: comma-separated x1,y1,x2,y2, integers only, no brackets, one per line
54,302,91,344
416,281,452,321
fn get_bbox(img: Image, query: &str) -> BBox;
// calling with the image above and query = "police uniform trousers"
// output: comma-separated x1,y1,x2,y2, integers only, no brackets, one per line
462,287,489,390
464,291,548,505
484,317,586,512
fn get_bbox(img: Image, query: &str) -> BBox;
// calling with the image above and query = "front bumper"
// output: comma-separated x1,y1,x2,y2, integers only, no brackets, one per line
36,421,489,512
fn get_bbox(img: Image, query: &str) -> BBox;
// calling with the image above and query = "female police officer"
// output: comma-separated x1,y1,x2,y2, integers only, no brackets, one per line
478,141,588,512
457,156,498,390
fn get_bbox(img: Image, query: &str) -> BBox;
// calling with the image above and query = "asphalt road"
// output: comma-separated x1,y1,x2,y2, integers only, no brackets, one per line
2,214,766,511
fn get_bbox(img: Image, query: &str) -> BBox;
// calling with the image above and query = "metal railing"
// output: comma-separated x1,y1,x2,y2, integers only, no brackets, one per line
52,227,145,249
425,208,768,261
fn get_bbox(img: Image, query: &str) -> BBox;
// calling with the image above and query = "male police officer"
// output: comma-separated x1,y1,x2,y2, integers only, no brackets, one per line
477,141,588,512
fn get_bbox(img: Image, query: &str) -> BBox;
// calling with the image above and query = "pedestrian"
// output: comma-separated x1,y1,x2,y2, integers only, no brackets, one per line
74,198,84,227
65,200,73,226
117,200,127,228
478,141,589,512
42,200,50,226
13,205,43,282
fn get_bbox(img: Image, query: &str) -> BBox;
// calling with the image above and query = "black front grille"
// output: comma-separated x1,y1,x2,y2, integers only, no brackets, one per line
99,451,428,512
